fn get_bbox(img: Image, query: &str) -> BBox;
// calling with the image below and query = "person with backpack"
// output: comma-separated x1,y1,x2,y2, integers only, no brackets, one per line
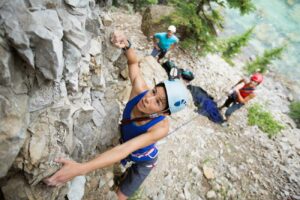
218,73,263,124
44,31,189,200
151,25,179,63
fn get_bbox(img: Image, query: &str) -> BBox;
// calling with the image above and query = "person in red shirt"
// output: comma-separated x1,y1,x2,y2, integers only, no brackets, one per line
219,73,263,123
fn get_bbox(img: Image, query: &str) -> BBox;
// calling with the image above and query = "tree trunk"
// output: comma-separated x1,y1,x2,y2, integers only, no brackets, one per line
112,0,119,7
133,0,138,11
158,0,168,5
196,0,205,15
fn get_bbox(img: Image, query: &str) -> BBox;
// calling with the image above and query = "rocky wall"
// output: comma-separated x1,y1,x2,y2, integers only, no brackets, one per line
0,0,123,199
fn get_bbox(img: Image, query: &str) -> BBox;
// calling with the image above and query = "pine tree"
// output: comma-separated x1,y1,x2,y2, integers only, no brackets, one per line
226,0,256,14
161,0,256,55
132,0,157,11
220,27,254,65
289,101,300,127
245,46,285,74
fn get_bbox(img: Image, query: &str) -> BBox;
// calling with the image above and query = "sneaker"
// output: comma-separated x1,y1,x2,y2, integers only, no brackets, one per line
221,121,229,127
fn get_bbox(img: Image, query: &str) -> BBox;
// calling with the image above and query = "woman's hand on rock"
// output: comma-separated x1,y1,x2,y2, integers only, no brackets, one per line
44,158,85,186
111,30,129,48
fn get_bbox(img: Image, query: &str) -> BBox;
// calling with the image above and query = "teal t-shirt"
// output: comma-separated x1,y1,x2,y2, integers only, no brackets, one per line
154,32,179,51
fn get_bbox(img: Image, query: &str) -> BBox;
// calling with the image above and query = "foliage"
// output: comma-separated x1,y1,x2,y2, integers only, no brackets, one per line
161,0,255,55
248,103,284,138
289,101,300,126
113,0,157,10
220,27,254,65
226,0,256,14
132,0,158,11
245,46,285,74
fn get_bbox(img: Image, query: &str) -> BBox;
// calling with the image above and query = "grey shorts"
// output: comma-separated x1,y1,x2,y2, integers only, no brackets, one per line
151,47,167,59
119,157,158,197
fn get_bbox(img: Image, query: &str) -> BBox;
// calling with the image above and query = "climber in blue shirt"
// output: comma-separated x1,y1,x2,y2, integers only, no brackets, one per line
151,25,179,63
45,31,189,200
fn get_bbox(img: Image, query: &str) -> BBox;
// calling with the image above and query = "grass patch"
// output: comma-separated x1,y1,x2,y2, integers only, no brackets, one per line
289,101,300,126
128,188,146,200
247,103,284,138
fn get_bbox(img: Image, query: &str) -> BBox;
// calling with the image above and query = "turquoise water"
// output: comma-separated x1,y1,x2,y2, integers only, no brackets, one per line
222,0,300,82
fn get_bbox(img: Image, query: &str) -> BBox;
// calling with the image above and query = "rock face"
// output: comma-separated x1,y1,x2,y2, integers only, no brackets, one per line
141,5,175,39
0,2,170,199
0,87,29,178
0,0,124,199
1,2,300,200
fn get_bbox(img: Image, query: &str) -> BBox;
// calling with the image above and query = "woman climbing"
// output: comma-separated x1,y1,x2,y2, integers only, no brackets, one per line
44,31,189,200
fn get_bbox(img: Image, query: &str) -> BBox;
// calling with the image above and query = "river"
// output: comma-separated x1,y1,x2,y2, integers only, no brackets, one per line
222,0,300,83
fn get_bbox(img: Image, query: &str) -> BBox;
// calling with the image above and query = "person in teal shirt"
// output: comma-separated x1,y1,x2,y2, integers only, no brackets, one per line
151,25,179,63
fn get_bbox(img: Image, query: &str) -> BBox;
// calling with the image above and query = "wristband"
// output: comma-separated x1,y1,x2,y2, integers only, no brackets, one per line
122,40,131,51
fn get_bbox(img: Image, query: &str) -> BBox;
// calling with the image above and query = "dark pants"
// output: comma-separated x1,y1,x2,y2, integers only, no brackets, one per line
119,157,157,197
222,93,244,117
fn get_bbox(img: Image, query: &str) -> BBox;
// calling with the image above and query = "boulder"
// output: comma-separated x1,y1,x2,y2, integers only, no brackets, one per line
31,31,64,80
141,5,175,39
139,56,168,86
89,37,102,56
6,170,70,200
63,41,81,92
1,175,31,200
92,72,106,89
78,54,92,87
206,190,217,199
0,0,34,68
64,0,90,8
102,13,113,27
0,87,29,178
1,1,64,80
67,176,86,200
72,106,100,158
103,30,122,62
29,80,67,112
57,8,91,55
29,10,64,80
203,165,215,180
97,99,120,147
0,39,13,86
30,10,64,39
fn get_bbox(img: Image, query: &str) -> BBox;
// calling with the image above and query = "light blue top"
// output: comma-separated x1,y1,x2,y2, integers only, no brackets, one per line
154,32,179,51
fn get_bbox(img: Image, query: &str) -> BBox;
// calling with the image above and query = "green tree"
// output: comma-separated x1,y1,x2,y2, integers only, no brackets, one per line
158,0,168,4
220,27,254,65
245,46,285,74
161,0,255,54
227,0,255,14
289,101,300,127
132,0,157,11
113,0,157,10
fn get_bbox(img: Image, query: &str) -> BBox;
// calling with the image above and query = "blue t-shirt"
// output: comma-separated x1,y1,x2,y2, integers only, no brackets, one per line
154,32,179,51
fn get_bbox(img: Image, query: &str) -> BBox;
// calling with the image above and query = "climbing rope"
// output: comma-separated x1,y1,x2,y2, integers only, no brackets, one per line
167,114,200,137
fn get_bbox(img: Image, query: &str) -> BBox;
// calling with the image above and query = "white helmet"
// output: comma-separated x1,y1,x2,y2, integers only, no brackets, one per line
163,79,189,114
168,25,176,33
